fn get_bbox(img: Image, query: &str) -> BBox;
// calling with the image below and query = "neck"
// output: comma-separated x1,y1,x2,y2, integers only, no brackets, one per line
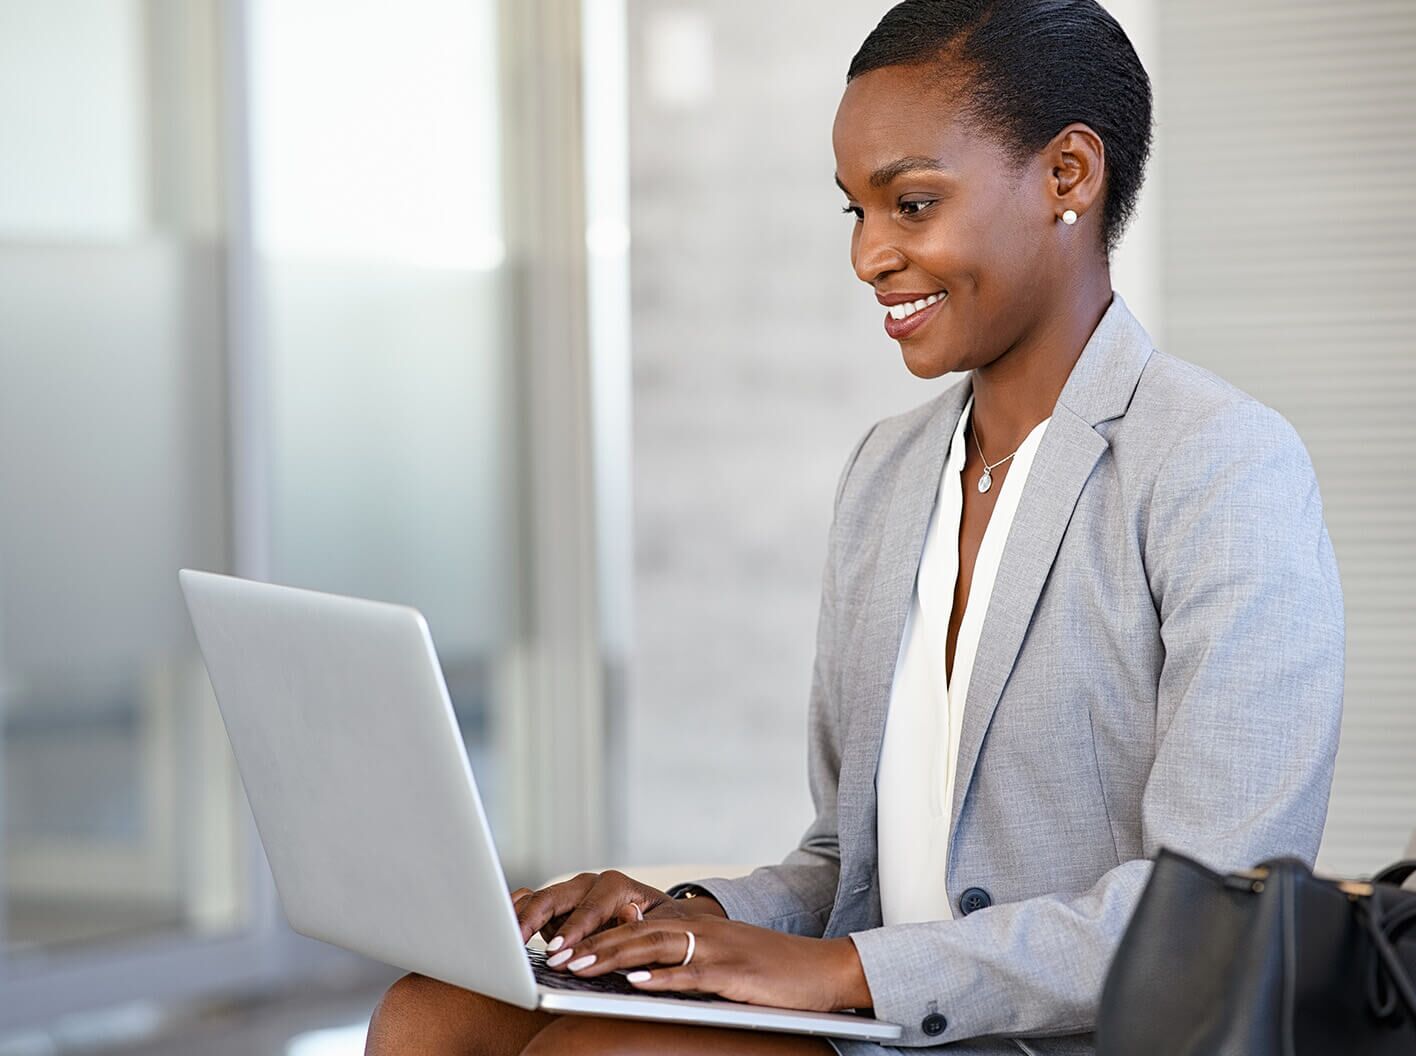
969,271,1113,456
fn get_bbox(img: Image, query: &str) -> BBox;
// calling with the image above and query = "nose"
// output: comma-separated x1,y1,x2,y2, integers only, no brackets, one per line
851,213,907,286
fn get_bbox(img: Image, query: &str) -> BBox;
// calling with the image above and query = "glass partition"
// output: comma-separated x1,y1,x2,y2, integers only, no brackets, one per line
0,0,602,1035
248,0,523,850
0,0,243,955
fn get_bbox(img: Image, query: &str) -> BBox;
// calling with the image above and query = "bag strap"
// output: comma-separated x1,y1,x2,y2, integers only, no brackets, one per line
1361,887,1416,1024
1373,859,1416,888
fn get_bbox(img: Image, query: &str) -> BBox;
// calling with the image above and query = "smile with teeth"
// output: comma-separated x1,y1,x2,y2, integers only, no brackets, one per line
887,292,946,320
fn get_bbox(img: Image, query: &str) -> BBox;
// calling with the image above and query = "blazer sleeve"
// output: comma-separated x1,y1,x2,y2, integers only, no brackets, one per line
844,398,1346,1046
665,423,878,936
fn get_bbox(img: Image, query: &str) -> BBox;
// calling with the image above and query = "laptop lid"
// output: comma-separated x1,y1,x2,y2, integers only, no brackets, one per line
179,569,539,1009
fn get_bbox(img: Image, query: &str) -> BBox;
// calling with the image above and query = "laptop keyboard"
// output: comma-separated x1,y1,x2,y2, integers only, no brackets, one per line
527,945,717,1002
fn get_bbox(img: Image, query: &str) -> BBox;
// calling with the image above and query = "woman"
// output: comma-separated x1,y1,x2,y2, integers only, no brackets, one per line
365,1,1345,1053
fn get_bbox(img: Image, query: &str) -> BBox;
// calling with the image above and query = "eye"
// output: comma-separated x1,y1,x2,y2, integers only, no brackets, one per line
839,200,938,222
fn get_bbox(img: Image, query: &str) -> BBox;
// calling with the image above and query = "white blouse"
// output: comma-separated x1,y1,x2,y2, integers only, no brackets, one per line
877,391,1052,925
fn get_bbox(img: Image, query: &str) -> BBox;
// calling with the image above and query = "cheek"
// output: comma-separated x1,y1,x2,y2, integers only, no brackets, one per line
899,221,972,292
959,202,1037,297
922,197,1019,290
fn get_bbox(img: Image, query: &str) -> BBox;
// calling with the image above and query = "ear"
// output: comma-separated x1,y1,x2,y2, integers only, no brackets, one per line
1044,121,1106,227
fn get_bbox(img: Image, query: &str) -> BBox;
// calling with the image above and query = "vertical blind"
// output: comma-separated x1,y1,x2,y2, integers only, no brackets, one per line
1157,0,1416,873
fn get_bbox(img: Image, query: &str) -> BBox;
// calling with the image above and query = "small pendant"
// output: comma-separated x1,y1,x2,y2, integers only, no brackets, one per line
978,470,992,494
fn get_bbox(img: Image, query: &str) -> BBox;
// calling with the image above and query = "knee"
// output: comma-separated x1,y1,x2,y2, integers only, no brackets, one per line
520,1017,832,1055
365,974,433,1054
519,1015,628,1056
364,973,482,1055
374,971,441,1015
521,1016,742,1056
365,973,556,1056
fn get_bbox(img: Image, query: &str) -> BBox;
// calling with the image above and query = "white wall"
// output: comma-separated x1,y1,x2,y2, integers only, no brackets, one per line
623,1,925,865
620,0,1242,872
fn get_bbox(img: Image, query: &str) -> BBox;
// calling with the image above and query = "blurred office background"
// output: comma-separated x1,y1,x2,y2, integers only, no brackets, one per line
0,0,1411,1051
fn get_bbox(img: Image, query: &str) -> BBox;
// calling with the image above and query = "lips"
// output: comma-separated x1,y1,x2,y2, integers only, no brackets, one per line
883,292,947,339
875,289,946,307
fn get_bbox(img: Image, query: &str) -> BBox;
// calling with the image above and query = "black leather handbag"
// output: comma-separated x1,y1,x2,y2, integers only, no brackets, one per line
1097,845,1416,1055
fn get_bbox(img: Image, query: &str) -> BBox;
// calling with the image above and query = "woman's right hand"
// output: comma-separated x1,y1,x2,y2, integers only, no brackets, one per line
510,869,726,953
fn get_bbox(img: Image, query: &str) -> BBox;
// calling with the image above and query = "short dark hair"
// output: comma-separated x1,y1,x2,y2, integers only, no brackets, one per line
847,0,1153,254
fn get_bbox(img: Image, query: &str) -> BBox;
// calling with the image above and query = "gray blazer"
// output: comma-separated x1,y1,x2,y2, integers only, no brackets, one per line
669,293,1345,1054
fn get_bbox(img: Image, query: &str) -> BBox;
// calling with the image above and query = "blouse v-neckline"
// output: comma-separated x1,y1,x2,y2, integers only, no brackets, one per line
924,393,1052,693
876,390,1052,926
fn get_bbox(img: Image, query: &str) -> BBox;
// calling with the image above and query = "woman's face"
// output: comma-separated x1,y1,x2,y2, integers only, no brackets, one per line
832,64,1061,379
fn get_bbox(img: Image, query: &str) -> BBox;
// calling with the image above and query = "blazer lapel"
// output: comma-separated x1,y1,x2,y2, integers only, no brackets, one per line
828,292,1155,935
945,413,1107,834
947,292,1156,840
831,376,972,908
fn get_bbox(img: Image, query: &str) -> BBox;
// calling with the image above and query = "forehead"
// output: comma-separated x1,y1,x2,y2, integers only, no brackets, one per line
832,65,984,184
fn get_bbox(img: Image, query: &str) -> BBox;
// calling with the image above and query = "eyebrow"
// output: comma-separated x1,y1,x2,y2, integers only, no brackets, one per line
834,155,949,196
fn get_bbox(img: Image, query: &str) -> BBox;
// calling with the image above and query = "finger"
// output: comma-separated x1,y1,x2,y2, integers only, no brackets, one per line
515,874,596,944
519,890,582,944
542,911,573,950
641,899,682,920
512,890,541,936
548,902,636,954
562,923,696,978
542,901,625,951
552,871,641,949
546,896,640,951
625,962,712,994
613,901,644,926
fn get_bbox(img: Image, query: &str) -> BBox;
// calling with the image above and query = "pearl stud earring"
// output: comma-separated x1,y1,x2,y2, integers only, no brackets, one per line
1061,209,1078,225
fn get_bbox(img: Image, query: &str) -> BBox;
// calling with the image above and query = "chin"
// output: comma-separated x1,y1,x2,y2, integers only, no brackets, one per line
899,344,961,380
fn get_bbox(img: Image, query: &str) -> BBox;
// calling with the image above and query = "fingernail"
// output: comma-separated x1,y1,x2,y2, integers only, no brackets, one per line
627,971,651,983
547,936,565,952
547,949,573,967
567,954,597,972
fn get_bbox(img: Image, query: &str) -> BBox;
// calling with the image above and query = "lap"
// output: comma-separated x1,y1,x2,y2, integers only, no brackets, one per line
522,1014,835,1054
367,973,847,1055
366,974,1084,1056
365,973,556,1055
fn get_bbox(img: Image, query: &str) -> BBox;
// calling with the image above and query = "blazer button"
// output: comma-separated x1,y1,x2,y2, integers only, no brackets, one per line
958,887,992,915
921,1012,948,1036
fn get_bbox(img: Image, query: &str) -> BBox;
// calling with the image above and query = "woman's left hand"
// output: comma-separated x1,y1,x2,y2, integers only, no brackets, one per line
545,915,871,1012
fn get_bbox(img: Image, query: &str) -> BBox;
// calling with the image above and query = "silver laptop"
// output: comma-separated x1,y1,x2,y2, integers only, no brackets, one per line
178,569,900,1043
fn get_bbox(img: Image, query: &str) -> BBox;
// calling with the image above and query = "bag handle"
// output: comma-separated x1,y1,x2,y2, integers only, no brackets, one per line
1372,859,1416,888
1360,887,1416,1024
